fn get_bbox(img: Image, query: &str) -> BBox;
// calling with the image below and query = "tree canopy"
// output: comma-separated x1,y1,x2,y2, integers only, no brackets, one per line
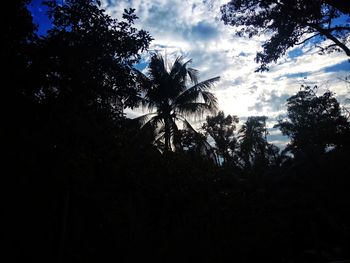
203,111,239,164
137,53,219,152
35,0,152,115
221,0,350,71
275,85,350,157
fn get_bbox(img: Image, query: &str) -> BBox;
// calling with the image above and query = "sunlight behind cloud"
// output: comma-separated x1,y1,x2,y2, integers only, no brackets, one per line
103,0,350,147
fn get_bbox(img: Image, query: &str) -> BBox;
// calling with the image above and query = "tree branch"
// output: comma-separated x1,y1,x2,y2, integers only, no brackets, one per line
309,24,350,57
295,33,321,45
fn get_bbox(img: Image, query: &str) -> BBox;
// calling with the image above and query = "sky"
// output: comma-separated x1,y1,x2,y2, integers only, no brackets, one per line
30,0,350,148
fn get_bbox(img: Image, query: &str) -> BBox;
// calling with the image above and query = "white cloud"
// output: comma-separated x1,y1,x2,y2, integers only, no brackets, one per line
103,0,350,147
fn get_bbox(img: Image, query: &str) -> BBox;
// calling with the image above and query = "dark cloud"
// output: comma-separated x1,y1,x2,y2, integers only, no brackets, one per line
190,21,219,40
248,90,290,112
146,4,182,31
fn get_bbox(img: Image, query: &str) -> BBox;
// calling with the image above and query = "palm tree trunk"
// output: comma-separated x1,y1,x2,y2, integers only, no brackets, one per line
164,116,171,152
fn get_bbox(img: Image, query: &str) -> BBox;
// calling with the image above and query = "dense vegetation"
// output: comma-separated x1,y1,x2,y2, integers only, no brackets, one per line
4,0,350,262
221,0,350,71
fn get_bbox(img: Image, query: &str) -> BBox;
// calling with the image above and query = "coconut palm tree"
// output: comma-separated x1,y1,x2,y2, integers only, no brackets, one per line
137,53,219,153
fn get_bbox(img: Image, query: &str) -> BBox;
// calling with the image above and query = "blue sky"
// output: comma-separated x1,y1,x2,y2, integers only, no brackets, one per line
29,0,350,148
28,0,51,35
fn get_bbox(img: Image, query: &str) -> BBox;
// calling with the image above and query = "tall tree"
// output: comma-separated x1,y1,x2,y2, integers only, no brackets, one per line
221,0,350,71
202,111,239,164
36,0,152,115
3,0,37,100
25,1,152,259
138,53,219,153
238,116,278,169
275,85,350,157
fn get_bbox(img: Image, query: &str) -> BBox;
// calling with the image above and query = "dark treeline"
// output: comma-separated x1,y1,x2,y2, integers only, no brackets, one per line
4,1,350,262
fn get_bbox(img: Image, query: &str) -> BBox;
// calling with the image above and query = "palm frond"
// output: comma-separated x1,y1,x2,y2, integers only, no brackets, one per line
148,53,168,84
169,56,193,94
177,115,218,163
173,79,219,117
187,67,199,85
169,117,179,137
170,56,185,74
201,91,218,113
133,112,157,127
176,102,215,118
174,76,220,104
192,76,220,91
177,115,197,133
169,56,192,78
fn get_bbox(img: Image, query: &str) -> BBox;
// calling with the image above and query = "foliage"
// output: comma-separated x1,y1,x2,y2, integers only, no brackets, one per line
275,85,350,157
37,0,152,115
221,0,350,71
202,111,239,164
238,116,280,169
138,53,219,152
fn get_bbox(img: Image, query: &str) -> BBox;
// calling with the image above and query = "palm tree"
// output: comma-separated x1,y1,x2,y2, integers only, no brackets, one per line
238,116,270,168
137,53,219,153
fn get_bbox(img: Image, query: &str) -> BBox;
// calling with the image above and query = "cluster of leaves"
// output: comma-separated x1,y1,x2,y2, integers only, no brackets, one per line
221,0,350,71
136,53,219,153
276,85,350,157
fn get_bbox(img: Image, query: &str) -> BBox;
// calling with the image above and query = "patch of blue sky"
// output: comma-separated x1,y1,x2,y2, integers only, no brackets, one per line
323,60,350,73
285,72,310,78
28,0,52,36
330,14,350,26
135,61,148,71
288,47,303,59
274,71,309,82
267,133,289,149
294,14,349,53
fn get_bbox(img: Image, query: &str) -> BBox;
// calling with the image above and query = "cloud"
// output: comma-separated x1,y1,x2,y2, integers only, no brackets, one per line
102,0,350,148
190,21,219,40
248,90,290,113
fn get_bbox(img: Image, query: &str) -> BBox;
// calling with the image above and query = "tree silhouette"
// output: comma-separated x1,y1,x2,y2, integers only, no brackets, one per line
238,116,277,169
137,53,219,152
32,0,152,116
275,85,350,158
202,111,239,165
4,1,153,261
221,0,350,71
3,0,37,103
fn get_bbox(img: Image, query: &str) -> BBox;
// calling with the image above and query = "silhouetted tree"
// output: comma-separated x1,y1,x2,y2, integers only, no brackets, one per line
238,116,278,169
36,0,152,114
275,85,350,158
202,111,239,165
221,0,350,71
3,0,38,177
2,0,37,111
4,1,153,261
137,53,219,152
